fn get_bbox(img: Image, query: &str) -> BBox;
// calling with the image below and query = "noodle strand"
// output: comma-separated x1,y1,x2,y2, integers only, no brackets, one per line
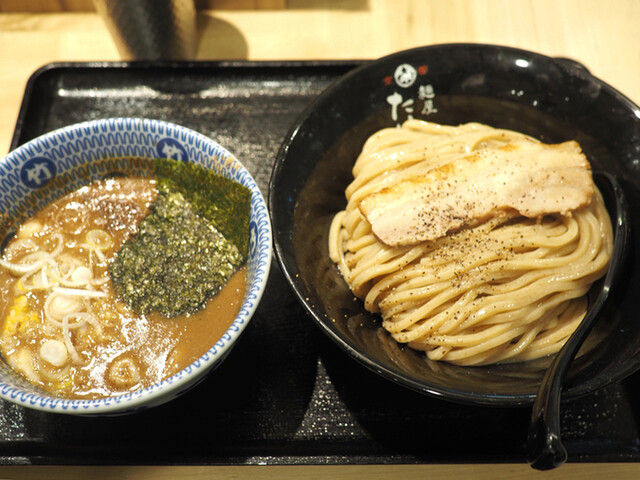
329,120,613,366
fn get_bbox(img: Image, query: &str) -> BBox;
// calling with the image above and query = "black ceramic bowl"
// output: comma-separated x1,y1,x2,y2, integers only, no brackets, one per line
269,44,640,406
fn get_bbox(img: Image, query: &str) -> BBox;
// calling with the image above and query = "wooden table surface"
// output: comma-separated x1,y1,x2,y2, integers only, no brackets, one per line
1,1,640,478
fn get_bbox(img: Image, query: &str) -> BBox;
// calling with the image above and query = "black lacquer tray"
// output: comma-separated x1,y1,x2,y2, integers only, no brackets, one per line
1,61,639,466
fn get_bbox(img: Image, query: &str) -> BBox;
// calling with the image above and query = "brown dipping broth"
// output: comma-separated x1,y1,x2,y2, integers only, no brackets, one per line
0,177,245,399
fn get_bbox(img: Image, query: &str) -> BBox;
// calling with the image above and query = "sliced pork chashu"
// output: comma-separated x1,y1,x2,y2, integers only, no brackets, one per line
358,139,594,247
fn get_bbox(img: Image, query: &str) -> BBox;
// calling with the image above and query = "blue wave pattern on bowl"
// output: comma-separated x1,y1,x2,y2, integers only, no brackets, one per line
0,118,272,414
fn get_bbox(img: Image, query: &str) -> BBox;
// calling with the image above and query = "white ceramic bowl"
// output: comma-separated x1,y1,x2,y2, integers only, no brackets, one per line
0,118,272,415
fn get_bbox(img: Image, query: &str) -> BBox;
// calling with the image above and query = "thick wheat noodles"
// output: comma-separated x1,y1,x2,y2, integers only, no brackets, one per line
328,119,613,366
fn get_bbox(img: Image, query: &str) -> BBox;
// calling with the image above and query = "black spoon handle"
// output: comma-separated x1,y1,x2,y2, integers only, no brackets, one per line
527,172,629,470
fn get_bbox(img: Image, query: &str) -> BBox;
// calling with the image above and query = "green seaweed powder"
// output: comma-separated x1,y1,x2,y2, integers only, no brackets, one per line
155,158,251,260
110,159,251,318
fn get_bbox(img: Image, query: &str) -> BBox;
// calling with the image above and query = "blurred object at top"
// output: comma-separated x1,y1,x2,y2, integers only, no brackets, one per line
0,0,286,11
92,0,197,60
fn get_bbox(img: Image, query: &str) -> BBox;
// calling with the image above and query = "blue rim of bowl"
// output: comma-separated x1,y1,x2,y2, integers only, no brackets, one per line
0,118,272,414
